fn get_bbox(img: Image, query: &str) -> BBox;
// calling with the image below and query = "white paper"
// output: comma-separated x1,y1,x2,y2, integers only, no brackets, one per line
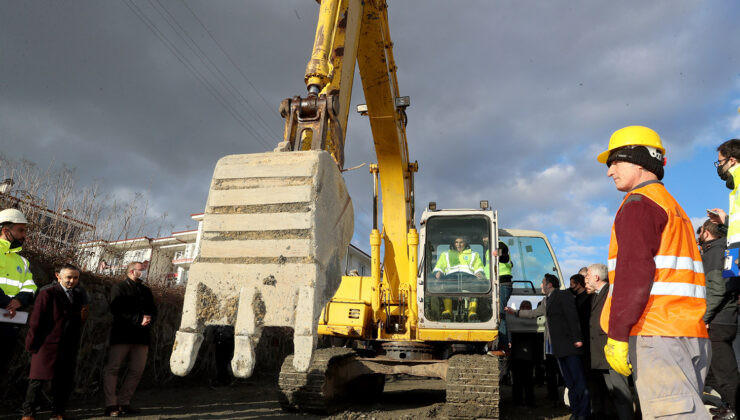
0,309,29,324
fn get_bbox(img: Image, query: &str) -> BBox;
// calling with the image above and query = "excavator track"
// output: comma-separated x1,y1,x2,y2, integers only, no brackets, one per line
278,347,357,414
445,354,500,420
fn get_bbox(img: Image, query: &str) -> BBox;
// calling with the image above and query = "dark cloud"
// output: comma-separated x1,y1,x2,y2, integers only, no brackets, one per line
1,0,739,249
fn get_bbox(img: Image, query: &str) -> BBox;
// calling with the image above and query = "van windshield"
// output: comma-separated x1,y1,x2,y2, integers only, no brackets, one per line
500,235,558,294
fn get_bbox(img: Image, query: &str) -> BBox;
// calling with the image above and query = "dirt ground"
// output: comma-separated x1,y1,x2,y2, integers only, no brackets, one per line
0,376,573,420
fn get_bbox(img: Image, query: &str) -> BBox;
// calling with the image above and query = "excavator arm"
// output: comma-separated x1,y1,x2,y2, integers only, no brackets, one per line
280,0,417,336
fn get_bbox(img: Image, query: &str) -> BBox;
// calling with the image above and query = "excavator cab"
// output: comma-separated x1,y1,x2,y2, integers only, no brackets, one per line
417,207,501,338
422,215,495,324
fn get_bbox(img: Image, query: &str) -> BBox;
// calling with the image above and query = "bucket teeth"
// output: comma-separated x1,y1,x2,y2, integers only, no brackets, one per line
171,151,353,378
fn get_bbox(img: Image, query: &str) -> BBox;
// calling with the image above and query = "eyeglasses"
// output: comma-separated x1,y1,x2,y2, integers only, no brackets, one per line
715,158,729,168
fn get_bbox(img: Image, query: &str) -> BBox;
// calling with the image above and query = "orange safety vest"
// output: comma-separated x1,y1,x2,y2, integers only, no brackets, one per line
600,182,707,338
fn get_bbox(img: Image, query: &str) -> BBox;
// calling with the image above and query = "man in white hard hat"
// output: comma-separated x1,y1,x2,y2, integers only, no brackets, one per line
0,208,37,377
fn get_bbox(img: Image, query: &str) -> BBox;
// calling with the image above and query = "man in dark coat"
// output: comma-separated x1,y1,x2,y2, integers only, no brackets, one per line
698,220,740,420
509,300,539,407
506,273,589,420
21,263,85,420
103,261,157,417
570,273,592,370
586,263,633,420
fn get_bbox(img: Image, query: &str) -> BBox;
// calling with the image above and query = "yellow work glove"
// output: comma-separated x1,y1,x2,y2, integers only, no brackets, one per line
604,337,632,376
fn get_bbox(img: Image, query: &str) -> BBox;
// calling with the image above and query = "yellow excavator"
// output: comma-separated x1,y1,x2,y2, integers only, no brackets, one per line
170,1,562,418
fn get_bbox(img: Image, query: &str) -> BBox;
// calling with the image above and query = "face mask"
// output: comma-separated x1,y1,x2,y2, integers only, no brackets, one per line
718,165,735,190
138,269,148,280
6,231,23,249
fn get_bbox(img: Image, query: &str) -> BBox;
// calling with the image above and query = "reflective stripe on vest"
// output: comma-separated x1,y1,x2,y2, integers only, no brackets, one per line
444,251,475,275
650,282,706,298
600,182,708,338
0,244,36,298
729,212,740,224
0,277,23,288
434,250,482,275
0,276,35,297
609,256,704,274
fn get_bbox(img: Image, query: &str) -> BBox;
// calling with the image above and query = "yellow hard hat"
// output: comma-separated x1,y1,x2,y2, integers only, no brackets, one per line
597,125,665,164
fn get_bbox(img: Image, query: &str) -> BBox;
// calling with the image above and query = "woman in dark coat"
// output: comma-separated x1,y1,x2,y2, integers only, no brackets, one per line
21,264,85,420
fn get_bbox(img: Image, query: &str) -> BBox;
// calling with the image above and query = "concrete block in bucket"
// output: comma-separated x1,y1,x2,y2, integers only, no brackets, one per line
171,150,353,377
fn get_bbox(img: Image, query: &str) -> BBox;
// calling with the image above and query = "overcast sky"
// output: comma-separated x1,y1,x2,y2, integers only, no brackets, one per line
1,0,739,275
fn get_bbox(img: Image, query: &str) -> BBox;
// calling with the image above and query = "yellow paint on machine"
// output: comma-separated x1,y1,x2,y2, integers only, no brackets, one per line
329,275,375,302
417,329,499,342
318,275,374,338
318,301,370,338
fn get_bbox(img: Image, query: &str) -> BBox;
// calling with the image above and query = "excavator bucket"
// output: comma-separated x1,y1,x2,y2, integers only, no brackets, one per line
170,150,353,378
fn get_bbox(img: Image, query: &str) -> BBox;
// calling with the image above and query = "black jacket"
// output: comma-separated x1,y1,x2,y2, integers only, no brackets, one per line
109,278,157,345
589,284,610,370
702,237,738,326
573,291,591,346
0,287,10,308
519,289,582,358
510,331,541,362
545,289,583,358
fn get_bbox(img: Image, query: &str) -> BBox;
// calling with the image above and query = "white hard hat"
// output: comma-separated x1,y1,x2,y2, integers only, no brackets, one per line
0,208,28,224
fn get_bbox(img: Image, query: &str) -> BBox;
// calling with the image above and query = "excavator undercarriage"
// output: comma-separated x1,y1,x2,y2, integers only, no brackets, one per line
278,346,500,418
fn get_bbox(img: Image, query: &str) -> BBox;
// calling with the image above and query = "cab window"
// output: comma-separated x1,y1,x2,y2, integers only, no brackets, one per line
423,216,492,323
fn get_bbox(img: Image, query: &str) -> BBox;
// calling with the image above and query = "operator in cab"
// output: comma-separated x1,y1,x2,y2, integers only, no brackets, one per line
432,236,485,321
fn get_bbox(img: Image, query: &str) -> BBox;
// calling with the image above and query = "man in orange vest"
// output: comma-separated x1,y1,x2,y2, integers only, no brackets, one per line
597,126,710,419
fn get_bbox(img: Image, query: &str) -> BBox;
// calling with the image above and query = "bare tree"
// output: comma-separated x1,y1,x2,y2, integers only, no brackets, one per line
0,155,171,268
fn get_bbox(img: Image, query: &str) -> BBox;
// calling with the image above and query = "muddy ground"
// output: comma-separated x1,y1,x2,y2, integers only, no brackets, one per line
0,376,573,420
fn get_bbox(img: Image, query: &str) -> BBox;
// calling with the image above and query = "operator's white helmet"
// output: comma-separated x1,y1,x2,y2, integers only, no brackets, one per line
0,208,29,224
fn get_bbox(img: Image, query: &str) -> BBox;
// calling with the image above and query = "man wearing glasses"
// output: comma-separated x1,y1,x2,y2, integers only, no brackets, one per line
708,140,740,294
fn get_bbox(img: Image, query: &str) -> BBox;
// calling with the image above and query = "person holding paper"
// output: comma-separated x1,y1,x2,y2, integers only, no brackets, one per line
0,209,37,379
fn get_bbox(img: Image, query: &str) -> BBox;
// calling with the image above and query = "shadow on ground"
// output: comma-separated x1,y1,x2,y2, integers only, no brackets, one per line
0,377,573,420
